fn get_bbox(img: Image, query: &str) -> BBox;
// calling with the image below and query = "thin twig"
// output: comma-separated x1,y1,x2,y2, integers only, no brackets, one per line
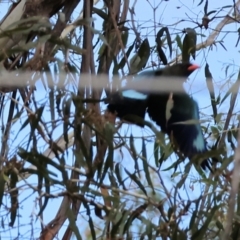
107,0,131,72
221,130,240,239
169,1,240,65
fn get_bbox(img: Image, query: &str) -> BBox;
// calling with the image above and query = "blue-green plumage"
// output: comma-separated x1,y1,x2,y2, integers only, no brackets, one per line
106,90,147,126
147,93,210,170
106,63,212,170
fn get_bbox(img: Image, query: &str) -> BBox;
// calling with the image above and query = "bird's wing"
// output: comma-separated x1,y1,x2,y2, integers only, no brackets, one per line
106,72,152,122
146,94,169,132
106,90,148,126
166,94,210,169
122,90,148,99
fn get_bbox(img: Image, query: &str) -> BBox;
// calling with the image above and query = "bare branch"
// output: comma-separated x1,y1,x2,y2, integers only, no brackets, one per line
169,2,240,65
221,131,240,239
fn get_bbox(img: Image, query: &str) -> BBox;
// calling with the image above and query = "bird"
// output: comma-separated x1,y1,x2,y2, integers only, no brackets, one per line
106,63,212,171
106,88,148,126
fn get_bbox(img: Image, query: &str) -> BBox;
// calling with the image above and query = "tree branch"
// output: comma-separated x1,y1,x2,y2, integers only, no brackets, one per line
169,1,240,65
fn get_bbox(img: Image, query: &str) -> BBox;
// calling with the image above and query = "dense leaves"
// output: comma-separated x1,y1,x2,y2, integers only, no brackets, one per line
0,0,238,239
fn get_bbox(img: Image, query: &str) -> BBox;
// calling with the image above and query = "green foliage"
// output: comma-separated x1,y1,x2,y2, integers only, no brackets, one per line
182,28,197,62
0,0,239,239
156,27,172,65
130,38,150,74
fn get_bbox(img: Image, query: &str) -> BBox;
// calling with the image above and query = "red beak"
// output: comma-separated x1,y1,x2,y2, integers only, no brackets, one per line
188,64,200,71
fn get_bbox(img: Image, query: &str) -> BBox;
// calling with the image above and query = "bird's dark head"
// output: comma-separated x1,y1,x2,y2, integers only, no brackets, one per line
158,63,200,78
137,63,200,83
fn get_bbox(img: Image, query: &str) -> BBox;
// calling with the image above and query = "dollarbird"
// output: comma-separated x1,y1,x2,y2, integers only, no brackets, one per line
106,63,211,171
